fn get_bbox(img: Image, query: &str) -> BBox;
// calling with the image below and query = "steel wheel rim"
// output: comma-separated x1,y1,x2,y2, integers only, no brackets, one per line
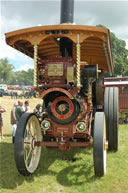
23,115,42,173
93,112,107,176
103,117,106,174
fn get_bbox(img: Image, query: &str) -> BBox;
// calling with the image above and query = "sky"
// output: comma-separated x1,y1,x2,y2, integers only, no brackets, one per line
0,0,128,71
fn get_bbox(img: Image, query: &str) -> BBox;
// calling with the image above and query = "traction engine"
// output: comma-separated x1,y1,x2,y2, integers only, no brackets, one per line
5,0,119,177
38,57,99,148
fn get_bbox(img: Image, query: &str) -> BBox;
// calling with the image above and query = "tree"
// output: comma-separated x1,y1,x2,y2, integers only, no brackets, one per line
110,32,128,76
97,25,128,77
9,71,17,85
15,69,34,86
0,58,14,84
0,58,34,85
25,69,34,85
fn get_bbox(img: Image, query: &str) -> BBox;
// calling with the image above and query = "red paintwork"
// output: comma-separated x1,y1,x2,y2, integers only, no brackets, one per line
51,96,74,119
40,87,74,99
45,98,89,138
37,57,76,86
35,141,93,150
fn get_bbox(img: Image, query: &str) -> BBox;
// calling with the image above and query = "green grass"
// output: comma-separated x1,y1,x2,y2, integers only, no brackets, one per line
0,97,128,193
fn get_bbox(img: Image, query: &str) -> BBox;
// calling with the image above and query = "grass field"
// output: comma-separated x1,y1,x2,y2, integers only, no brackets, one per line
0,96,128,193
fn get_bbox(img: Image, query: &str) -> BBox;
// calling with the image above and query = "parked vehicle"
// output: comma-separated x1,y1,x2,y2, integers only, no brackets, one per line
0,89,4,97
0,89,11,97
0,84,7,91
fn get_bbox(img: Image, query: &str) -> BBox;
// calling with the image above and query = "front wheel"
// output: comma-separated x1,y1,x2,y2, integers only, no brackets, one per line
14,113,42,176
93,112,107,177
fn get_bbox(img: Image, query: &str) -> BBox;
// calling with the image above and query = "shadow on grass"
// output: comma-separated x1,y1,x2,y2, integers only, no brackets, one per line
38,147,96,186
0,142,96,190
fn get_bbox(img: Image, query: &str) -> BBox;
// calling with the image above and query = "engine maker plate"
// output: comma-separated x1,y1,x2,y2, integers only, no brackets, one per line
48,63,63,76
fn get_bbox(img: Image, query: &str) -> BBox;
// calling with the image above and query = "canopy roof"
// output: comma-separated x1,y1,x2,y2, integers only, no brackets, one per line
5,24,113,73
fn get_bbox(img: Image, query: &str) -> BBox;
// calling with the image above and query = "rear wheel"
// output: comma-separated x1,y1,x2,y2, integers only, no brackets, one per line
93,112,106,177
104,87,118,151
14,113,42,176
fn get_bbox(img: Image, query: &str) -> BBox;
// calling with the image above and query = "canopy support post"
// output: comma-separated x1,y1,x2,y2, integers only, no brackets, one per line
34,36,38,88
76,34,81,88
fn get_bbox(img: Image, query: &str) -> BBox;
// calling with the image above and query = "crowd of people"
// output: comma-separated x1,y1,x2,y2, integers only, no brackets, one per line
11,100,43,143
0,100,42,143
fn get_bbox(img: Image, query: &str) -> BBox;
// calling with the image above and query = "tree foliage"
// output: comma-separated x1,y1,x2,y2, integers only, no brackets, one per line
0,58,34,85
15,69,34,86
97,24,128,77
0,58,14,84
110,32,128,76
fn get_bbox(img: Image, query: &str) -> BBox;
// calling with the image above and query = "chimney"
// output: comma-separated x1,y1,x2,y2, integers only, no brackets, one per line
60,0,74,24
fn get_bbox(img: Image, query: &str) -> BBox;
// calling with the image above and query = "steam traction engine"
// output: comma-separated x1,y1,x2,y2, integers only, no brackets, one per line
5,0,118,177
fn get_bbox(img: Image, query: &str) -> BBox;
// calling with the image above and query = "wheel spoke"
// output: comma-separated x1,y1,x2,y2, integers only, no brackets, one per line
31,119,36,137
24,138,31,146
25,147,33,166
28,128,33,138
29,120,34,137
32,147,37,156
32,121,37,138
24,141,31,145
28,123,33,137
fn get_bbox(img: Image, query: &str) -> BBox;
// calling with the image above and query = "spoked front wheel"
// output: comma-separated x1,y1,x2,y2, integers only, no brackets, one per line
93,112,107,177
14,113,42,176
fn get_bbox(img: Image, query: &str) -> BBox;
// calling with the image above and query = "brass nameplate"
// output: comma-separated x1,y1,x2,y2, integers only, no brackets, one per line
48,64,63,76
67,67,74,82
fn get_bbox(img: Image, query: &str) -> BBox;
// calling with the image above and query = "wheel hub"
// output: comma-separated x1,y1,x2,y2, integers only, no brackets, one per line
31,137,36,150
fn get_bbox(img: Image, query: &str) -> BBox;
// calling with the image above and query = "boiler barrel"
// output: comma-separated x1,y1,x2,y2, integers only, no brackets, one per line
60,0,74,24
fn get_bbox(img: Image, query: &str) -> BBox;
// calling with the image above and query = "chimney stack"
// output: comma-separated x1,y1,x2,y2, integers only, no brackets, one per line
60,0,74,24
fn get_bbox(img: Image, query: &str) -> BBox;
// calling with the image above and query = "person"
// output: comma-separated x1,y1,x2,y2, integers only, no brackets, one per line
15,100,27,125
0,105,6,139
10,102,18,143
15,92,18,99
33,104,42,121
23,100,30,112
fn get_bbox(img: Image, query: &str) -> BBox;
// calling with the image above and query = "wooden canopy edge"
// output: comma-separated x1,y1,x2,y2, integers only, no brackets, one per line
5,24,114,74
5,24,109,38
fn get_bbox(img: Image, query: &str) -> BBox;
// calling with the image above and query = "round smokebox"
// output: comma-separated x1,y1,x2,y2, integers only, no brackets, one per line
47,96,80,124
